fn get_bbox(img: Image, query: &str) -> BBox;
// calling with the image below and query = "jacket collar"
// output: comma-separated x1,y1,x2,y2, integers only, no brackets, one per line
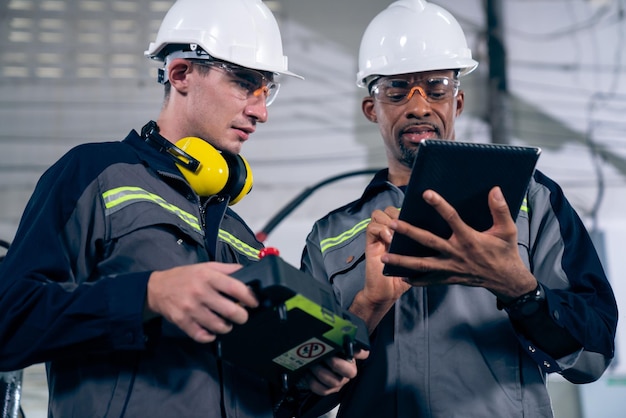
123,129,183,177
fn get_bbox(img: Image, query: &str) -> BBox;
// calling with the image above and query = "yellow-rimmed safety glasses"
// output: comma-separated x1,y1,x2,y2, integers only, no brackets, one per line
191,60,280,106
370,76,459,105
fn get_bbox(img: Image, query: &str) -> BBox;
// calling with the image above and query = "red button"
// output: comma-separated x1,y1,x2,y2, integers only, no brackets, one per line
258,247,280,258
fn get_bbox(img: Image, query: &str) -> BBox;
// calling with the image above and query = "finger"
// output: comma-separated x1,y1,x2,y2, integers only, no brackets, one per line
383,206,400,219
306,365,349,395
387,217,448,257
353,348,370,361
421,189,465,232
192,306,236,335
177,312,225,344
371,208,388,219
187,324,218,344
382,250,432,276
198,288,251,325
488,187,517,236
389,218,435,243
207,268,259,310
366,221,393,246
298,373,335,396
421,189,482,246
322,356,359,380
367,210,394,245
370,208,393,226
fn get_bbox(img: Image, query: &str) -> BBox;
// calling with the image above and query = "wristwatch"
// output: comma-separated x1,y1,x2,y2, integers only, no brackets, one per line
497,283,546,320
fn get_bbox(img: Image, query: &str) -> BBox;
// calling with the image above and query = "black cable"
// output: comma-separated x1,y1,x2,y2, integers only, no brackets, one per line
255,169,382,242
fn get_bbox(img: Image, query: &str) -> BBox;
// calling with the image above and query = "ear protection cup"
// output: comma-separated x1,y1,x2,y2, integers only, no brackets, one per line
218,150,254,205
142,121,253,204
175,137,253,204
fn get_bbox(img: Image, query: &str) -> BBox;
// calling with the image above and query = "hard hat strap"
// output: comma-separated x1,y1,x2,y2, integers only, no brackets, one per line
157,46,211,84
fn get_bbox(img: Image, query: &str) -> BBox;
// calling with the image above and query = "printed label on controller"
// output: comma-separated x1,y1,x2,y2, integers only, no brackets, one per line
272,338,334,371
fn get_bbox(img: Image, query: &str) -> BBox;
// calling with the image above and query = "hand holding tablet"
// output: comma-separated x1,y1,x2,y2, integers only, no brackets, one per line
383,140,541,277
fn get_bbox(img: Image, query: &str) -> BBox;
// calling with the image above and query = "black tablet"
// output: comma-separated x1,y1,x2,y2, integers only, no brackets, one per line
383,140,541,277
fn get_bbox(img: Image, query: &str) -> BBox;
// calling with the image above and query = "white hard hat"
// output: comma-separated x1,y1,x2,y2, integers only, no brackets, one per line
145,0,302,79
356,0,478,88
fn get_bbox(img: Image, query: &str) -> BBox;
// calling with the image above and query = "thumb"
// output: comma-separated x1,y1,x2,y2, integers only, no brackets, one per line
489,186,515,228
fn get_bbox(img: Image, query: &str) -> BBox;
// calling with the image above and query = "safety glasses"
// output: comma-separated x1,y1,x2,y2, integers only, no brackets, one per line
191,60,280,106
370,76,459,105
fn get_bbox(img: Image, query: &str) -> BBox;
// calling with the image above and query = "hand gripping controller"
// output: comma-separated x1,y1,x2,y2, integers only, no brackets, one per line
216,248,370,391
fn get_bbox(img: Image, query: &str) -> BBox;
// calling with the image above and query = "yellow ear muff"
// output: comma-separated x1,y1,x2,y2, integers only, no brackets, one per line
173,137,253,205
174,137,230,197
228,155,253,205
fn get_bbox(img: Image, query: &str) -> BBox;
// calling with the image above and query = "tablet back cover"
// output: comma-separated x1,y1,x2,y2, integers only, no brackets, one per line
383,140,541,277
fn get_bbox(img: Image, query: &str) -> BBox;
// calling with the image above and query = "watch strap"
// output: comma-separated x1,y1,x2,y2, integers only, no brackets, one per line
497,283,546,319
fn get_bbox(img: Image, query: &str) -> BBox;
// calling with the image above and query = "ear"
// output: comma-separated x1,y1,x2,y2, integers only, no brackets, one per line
362,96,377,123
168,58,193,93
455,89,465,117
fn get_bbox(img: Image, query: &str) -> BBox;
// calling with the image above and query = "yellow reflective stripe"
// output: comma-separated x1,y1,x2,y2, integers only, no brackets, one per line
102,186,201,233
520,197,529,213
320,218,371,254
218,229,260,261
320,197,529,256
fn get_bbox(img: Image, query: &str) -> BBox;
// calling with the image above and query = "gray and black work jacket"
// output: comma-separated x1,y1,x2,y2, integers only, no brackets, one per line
0,130,284,417
301,169,618,418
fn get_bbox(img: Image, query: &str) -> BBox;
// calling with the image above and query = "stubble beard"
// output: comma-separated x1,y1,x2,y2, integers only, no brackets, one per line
399,140,417,169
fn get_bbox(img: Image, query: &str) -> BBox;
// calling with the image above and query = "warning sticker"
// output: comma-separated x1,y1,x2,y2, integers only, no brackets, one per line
273,338,334,371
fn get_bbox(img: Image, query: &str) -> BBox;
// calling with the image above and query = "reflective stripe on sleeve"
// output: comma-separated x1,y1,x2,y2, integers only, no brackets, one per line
102,186,202,233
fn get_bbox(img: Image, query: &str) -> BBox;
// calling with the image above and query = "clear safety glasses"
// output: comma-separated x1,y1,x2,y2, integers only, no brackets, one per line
191,60,280,106
370,76,460,105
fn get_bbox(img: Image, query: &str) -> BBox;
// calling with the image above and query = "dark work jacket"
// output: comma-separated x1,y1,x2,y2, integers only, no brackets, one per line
0,130,285,417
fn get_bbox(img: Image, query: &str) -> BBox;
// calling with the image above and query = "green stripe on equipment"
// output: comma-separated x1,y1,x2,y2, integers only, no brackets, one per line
284,294,357,346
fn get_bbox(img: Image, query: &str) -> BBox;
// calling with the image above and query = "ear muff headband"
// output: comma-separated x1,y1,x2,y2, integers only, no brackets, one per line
142,121,201,172
142,121,253,204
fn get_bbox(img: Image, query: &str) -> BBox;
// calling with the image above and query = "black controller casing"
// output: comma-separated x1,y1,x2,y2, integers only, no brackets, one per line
216,255,370,390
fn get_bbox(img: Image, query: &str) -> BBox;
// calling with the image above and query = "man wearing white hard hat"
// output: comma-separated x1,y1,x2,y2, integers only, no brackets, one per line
300,1,617,417
0,1,366,417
